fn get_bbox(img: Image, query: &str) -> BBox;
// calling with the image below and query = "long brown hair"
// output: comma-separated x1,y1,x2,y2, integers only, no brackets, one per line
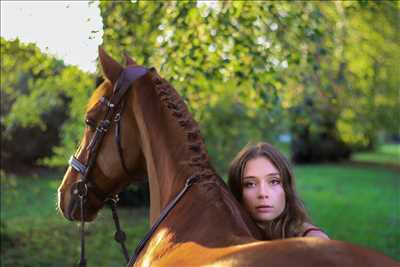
228,142,311,239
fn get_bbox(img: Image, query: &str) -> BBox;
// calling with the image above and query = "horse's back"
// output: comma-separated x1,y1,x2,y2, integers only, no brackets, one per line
215,238,398,267
144,238,398,267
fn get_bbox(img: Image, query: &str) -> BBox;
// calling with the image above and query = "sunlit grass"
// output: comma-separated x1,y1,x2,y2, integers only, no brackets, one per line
351,143,400,165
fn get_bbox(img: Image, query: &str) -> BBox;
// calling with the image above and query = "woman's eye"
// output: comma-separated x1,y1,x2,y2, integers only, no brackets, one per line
243,182,256,188
271,179,281,185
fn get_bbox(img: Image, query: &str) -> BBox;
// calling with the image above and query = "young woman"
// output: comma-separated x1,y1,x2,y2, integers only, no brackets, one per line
228,142,329,240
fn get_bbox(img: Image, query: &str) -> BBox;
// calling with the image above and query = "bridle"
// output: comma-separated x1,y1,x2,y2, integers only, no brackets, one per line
67,66,199,267
68,66,148,266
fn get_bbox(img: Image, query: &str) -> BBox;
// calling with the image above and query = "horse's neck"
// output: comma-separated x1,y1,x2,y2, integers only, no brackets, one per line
129,74,263,265
131,74,211,224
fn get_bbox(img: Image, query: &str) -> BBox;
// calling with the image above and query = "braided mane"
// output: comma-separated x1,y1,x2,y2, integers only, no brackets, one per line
149,69,215,180
85,68,216,180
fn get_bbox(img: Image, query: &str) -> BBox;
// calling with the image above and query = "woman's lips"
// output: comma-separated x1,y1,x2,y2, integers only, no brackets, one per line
256,205,274,212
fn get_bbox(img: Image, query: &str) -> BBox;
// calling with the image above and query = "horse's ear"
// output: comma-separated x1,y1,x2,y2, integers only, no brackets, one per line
123,52,138,67
98,46,123,84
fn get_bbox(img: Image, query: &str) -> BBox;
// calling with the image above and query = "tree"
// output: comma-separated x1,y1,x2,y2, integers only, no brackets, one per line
98,1,399,166
5,1,395,172
99,1,287,172
0,37,93,171
277,1,399,162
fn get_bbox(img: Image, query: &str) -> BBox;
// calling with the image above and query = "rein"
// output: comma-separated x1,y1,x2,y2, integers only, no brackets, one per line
68,67,201,267
127,175,199,266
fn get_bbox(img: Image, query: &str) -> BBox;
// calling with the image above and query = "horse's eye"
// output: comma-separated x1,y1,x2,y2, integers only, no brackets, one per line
85,118,96,129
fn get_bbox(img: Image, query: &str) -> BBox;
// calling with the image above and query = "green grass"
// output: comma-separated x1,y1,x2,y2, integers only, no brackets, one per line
1,172,149,267
351,143,400,165
295,164,399,260
1,164,399,266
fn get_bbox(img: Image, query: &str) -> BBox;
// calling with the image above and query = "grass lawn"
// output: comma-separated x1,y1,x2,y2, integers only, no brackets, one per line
351,143,400,166
1,172,149,267
1,164,399,266
295,164,399,261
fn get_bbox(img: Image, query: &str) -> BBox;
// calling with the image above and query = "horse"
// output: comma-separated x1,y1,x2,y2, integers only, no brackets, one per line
57,47,398,267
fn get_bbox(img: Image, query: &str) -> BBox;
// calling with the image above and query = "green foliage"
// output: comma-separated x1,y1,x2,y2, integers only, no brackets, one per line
0,37,94,170
99,1,288,171
98,1,399,167
1,38,67,169
3,2,398,170
333,2,400,148
1,38,64,128
2,164,399,265
41,67,94,167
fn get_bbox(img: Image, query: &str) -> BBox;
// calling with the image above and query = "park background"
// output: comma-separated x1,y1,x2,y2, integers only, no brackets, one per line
1,1,399,266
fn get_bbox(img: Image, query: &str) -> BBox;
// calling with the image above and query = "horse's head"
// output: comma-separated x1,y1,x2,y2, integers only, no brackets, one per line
58,48,147,221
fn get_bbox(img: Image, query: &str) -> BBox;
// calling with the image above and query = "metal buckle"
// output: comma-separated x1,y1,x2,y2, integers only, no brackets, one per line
106,195,119,206
185,175,199,187
96,120,111,133
72,180,88,197
100,96,115,108
114,113,121,122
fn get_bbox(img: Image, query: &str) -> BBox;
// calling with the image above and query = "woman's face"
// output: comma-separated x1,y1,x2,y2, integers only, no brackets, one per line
241,156,286,227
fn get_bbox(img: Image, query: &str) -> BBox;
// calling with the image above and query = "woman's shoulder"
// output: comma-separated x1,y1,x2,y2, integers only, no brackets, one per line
301,223,330,240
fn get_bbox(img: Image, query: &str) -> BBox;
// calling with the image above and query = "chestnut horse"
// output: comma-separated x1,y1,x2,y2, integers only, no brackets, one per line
57,48,397,267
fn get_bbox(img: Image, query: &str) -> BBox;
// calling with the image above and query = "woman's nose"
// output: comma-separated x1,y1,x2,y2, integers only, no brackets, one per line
257,183,269,199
